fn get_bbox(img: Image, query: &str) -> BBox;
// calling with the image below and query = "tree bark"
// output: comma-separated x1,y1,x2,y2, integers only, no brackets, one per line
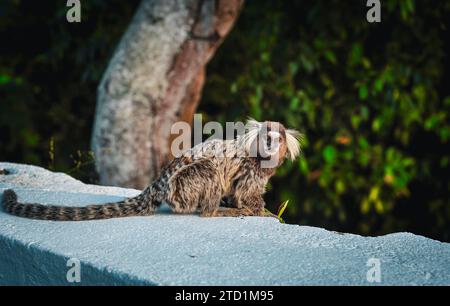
91,0,244,189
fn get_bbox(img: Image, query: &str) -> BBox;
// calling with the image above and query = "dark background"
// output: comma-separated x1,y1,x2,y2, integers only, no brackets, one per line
0,0,449,241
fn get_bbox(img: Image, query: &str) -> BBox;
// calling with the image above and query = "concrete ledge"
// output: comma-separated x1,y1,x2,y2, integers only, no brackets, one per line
1,162,449,285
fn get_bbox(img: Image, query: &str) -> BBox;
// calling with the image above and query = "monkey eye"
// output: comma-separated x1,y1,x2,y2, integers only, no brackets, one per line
266,131,281,148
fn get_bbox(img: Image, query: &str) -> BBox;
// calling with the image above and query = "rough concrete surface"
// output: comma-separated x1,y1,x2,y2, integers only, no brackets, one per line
0,162,449,285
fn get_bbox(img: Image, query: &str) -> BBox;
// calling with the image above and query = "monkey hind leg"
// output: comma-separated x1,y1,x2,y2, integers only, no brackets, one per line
201,207,260,217
166,159,222,215
204,206,280,219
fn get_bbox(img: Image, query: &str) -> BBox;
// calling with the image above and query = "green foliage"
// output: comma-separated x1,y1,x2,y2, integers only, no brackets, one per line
0,0,140,183
0,0,449,240
201,0,450,240
277,200,289,223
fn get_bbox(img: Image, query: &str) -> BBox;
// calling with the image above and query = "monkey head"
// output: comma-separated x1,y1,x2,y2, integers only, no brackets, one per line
240,118,302,168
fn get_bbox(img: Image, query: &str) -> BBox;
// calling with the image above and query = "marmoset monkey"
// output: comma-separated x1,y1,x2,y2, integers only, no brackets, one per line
2,119,301,221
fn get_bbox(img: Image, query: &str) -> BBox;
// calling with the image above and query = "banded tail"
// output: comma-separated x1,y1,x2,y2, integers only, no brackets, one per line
1,188,159,221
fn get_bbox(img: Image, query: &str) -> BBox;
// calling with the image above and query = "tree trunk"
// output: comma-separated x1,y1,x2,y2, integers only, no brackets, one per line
91,0,244,189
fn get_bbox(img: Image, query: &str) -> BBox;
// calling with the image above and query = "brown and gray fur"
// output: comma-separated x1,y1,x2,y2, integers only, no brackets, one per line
2,119,301,221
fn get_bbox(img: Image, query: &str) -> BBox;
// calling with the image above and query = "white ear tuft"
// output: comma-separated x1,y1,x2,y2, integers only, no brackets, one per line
246,117,262,130
238,118,262,154
285,129,302,161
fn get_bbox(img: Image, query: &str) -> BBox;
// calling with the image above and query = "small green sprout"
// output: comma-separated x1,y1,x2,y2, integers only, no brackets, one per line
264,200,290,223
277,200,289,218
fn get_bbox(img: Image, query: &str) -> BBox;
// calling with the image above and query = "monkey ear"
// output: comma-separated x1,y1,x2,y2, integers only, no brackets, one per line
239,118,262,155
246,117,262,130
285,129,302,161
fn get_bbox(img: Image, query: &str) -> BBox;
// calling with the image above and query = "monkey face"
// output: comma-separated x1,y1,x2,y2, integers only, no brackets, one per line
241,119,302,168
258,122,286,161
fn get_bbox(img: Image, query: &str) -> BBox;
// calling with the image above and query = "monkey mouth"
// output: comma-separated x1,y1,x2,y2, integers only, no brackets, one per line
267,146,279,154
263,143,280,156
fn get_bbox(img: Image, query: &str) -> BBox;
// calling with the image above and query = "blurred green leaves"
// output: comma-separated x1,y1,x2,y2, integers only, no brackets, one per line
0,74,11,84
322,145,336,164
1,0,449,240
0,0,140,183
201,0,450,240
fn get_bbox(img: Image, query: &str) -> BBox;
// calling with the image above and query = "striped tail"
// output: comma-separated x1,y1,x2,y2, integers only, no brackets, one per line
1,188,158,221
